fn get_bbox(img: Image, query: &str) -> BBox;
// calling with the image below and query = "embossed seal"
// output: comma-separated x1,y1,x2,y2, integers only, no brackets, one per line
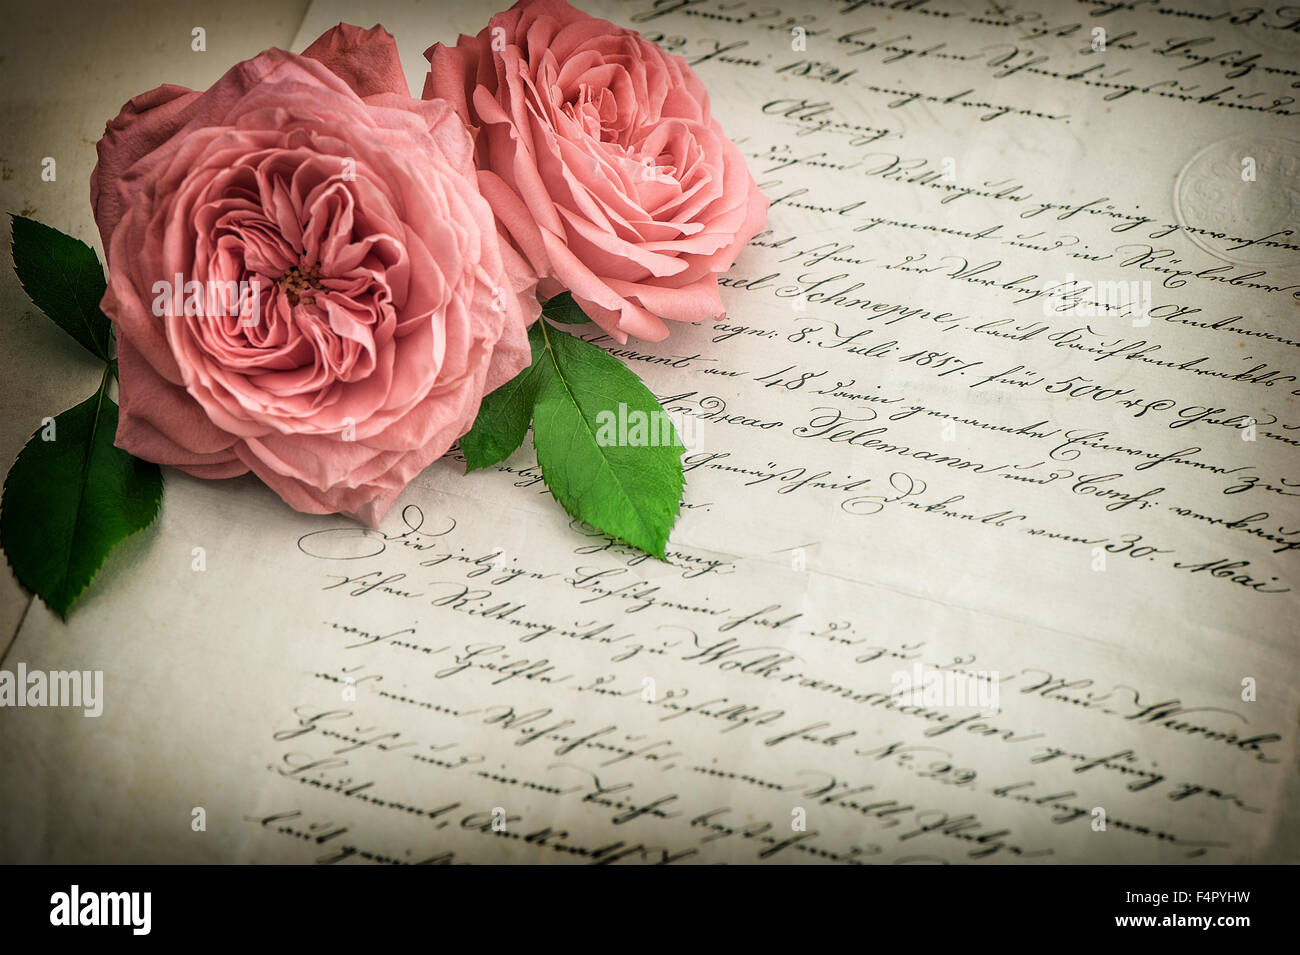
1173,136,1300,267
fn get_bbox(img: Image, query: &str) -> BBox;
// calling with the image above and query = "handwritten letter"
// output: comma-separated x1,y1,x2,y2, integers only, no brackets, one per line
1,0,1296,863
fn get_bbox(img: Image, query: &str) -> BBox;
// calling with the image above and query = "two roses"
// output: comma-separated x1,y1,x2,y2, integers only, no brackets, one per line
92,0,767,525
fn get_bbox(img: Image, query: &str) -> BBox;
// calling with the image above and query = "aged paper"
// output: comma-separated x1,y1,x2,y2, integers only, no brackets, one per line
1,0,1296,863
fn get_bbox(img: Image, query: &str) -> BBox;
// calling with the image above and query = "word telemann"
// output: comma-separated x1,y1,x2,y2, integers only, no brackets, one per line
0,663,102,717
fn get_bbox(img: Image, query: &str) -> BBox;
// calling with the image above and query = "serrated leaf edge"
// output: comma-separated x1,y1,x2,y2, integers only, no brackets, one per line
0,367,163,618
9,214,112,362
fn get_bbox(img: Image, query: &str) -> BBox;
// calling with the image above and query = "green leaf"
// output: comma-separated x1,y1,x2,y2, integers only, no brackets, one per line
1,366,162,617
529,320,684,559
10,214,113,361
540,291,592,324
460,359,542,471
460,294,587,469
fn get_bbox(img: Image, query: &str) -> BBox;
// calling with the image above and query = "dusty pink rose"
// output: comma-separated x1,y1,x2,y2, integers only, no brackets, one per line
91,24,538,526
425,0,767,342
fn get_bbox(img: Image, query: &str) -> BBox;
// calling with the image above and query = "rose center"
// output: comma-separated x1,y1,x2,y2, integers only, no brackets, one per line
278,263,324,306
566,84,622,143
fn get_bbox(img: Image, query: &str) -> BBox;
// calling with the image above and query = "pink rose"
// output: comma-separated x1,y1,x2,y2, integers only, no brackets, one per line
425,0,768,343
91,24,539,526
